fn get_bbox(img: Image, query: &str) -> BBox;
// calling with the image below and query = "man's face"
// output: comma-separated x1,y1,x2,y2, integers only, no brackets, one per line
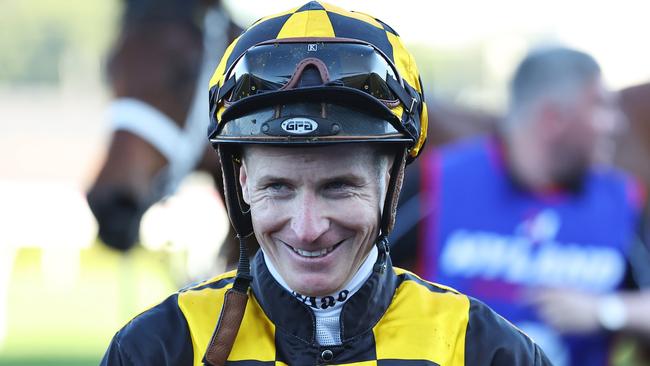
550,77,622,185
239,144,389,296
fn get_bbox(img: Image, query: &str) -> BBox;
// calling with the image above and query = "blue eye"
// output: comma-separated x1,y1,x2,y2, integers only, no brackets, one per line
325,181,348,190
267,182,287,191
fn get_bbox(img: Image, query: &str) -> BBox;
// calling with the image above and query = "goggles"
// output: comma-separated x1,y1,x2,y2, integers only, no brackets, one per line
216,39,406,108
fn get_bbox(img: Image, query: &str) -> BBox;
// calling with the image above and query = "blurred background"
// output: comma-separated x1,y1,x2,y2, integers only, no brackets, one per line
1,0,649,365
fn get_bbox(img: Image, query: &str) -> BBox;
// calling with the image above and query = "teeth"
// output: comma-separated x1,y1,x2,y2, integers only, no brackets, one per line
292,245,336,258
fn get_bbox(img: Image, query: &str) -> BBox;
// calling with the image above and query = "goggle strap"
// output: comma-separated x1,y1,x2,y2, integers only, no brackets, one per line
386,76,414,114
217,76,237,104
400,106,420,152
280,57,330,90
405,83,421,112
400,110,411,132
208,87,220,138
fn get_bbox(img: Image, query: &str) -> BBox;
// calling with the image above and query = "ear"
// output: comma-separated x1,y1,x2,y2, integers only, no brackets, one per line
239,161,250,205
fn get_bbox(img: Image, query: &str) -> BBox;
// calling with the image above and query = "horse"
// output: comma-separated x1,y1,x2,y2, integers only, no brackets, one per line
86,0,247,279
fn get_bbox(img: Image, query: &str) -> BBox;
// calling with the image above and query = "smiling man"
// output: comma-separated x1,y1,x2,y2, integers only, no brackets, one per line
241,145,388,299
101,2,550,365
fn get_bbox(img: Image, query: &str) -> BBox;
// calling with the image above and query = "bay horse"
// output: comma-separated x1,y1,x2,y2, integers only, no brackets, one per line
86,0,246,276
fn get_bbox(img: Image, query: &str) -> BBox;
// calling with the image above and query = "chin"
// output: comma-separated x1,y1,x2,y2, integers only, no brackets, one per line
554,164,588,190
289,273,343,297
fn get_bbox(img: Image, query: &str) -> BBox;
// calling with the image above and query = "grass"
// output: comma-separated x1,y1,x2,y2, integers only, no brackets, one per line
0,243,179,365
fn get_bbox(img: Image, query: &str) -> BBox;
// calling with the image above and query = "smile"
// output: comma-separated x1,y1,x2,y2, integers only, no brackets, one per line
284,241,344,258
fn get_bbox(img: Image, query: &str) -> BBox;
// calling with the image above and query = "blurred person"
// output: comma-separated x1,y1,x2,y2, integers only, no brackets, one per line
100,2,550,365
618,82,650,190
391,47,650,366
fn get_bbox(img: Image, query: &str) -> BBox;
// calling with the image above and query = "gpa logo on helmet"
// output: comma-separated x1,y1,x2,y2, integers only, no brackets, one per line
281,118,318,134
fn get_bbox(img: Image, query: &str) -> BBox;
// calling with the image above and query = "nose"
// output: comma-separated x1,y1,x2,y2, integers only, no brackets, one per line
290,191,329,244
86,185,147,251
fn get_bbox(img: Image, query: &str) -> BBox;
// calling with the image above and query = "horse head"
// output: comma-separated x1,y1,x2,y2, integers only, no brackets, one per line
87,16,208,251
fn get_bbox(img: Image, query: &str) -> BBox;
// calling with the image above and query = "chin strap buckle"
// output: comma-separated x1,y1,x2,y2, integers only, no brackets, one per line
373,236,390,274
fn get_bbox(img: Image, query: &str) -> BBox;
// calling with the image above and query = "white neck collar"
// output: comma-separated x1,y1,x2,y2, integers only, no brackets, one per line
263,245,378,315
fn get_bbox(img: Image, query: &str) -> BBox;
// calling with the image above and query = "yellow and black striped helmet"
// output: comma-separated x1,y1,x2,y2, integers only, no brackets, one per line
208,1,428,161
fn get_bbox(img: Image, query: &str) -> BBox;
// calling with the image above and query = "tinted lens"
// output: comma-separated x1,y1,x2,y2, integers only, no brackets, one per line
226,42,399,102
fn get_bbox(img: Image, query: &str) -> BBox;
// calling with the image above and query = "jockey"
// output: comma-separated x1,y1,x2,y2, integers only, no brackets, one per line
101,2,551,365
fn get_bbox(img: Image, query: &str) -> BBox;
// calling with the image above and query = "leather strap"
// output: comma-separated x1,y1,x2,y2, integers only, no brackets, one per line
203,288,249,366
380,148,407,235
280,57,330,90
203,147,254,366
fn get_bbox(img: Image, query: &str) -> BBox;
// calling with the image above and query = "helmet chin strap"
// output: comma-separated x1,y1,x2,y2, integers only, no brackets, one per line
205,145,407,366
217,146,254,286
203,145,253,366
374,148,407,274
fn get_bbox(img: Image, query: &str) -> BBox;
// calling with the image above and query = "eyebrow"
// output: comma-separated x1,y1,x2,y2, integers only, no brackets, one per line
255,173,367,185
321,174,367,186
255,175,293,186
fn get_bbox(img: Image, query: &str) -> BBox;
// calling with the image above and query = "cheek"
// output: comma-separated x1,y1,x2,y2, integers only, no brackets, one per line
333,198,381,233
249,198,287,232
564,116,596,147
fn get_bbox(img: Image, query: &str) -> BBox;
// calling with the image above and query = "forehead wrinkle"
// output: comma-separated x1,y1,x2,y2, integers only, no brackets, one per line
242,145,379,176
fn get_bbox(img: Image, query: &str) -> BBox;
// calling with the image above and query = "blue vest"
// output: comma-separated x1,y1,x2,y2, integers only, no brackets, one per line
420,136,643,366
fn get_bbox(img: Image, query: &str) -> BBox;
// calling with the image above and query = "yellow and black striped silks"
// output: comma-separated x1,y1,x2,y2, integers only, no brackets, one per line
101,253,550,365
208,1,428,159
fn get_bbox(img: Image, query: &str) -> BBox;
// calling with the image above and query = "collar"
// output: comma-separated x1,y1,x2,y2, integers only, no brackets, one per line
262,246,378,317
250,246,399,344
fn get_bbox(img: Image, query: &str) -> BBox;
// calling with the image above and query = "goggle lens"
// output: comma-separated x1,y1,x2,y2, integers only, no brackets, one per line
225,42,400,103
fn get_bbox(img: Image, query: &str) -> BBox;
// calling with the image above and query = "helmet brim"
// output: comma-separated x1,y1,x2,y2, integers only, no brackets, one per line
219,85,400,128
211,86,413,148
